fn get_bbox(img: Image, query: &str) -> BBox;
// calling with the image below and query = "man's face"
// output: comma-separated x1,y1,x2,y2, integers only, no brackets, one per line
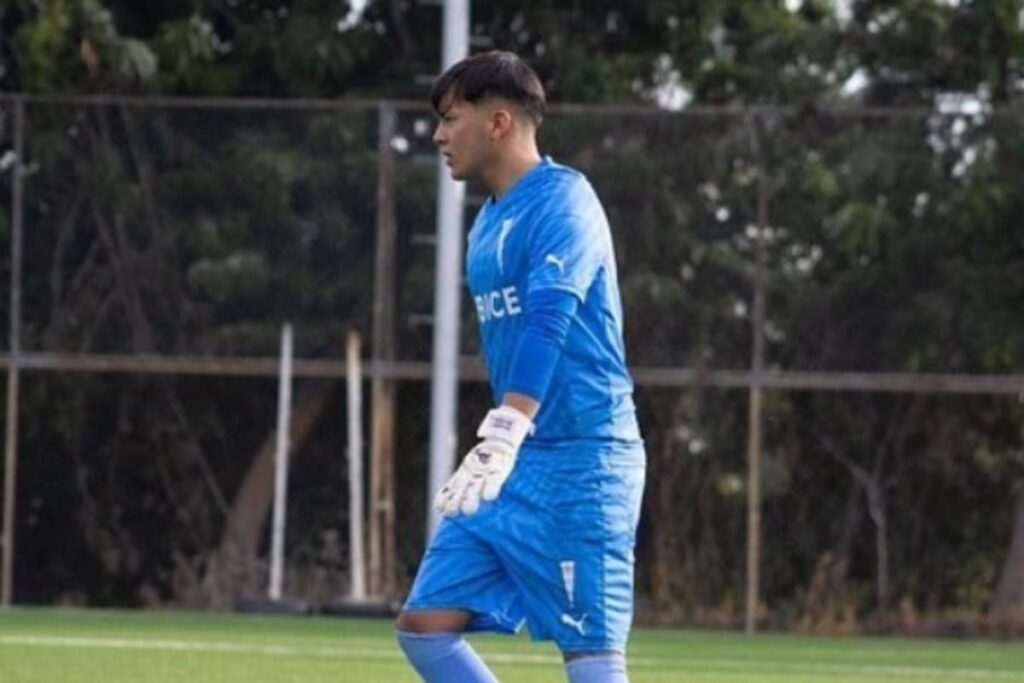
433,96,492,181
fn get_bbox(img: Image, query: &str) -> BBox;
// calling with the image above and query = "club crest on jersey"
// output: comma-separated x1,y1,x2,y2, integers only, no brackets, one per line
497,218,516,274
560,560,575,607
474,286,522,323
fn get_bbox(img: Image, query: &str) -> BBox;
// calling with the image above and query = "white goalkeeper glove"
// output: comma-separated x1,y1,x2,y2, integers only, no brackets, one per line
433,405,534,517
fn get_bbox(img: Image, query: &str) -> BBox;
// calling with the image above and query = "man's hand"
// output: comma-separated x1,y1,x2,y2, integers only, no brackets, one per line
433,405,534,516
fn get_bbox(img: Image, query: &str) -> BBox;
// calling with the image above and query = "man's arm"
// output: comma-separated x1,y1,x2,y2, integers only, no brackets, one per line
433,289,579,517
436,204,601,517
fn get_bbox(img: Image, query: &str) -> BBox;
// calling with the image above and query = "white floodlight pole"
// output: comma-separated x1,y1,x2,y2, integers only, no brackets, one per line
427,0,470,536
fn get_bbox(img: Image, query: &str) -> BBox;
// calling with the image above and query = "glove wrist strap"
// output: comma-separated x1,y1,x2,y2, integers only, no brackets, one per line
477,405,534,450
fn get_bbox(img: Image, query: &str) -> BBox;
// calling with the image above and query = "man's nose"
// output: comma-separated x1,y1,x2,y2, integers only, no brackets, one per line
432,124,446,146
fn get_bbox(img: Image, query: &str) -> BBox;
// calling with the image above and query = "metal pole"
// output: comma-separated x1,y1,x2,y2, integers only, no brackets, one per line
346,332,366,601
369,101,398,598
427,0,469,536
745,121,770,634
0,351,1021,395
268,323,294,601
2,98,25,608
745,381,763,634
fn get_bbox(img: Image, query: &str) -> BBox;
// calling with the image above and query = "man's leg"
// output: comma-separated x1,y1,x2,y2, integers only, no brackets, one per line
396,609,499,683
490,446,644,683
563,651,628,683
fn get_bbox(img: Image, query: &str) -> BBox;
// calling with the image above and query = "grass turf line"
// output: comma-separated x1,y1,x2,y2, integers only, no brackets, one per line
1,608,1022,682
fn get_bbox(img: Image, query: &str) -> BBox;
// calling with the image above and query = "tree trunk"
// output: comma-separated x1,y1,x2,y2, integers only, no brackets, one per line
990,492,1024,620
204,381,334,607
647,391,693,618
864,479,889,611
830,480,861,596
801,479,860,629
648,437,685,615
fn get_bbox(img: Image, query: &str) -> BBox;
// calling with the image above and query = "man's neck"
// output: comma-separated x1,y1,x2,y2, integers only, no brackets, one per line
483,146,542,199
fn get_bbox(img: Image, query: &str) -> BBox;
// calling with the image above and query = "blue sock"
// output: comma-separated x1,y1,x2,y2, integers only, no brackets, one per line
396,630,499,683
565,652,629,683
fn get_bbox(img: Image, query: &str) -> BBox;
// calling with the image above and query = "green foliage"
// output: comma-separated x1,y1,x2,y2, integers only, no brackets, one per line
225,9,376,96
14,0,157,91
152,15,229,93
828,199,901,257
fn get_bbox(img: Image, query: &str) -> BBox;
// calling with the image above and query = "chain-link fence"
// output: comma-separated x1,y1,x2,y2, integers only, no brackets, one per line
1,94,1022,631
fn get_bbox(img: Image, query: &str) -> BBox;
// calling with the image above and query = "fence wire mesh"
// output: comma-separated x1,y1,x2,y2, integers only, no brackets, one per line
1,96,1022,629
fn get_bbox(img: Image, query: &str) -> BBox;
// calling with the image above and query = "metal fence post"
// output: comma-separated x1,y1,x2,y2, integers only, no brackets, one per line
745,113,770,634
268,323,294,601
346,331,367,600
2,96,25,608
369,101,398,599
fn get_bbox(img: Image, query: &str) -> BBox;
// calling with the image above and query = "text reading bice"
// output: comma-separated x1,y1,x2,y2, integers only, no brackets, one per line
475,286,522,323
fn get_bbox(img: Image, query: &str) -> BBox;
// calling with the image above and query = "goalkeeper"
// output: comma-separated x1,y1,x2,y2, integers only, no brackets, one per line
397,51,645,683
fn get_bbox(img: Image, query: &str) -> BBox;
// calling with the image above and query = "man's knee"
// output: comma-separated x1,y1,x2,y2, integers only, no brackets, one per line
396,609,473,634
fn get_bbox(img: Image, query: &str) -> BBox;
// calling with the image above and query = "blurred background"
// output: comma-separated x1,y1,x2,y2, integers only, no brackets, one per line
1,0,1023,637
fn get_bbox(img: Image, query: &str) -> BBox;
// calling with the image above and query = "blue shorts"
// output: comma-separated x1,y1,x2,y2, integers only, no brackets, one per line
403,440,645,652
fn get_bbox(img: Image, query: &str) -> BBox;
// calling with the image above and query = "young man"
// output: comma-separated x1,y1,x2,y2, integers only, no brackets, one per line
396,51,645,683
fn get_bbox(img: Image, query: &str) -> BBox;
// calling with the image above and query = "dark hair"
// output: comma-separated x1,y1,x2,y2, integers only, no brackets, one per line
431,51,546,127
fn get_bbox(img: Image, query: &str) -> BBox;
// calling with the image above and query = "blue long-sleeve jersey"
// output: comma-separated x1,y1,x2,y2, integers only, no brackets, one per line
465,157,639,444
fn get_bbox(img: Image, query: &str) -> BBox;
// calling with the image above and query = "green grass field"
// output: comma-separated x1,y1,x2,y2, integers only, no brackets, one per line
1,608,1022,682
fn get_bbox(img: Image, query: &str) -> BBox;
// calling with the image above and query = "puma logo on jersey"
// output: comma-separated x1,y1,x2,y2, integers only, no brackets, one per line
545,253,566,275
560,612,587,636
497,218,515,274
474,286,522,323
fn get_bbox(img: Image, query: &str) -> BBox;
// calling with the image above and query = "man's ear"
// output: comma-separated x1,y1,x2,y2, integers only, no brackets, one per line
488,106,515,140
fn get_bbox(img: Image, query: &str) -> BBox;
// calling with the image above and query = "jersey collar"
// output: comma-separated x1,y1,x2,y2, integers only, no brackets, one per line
488,156,553,208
